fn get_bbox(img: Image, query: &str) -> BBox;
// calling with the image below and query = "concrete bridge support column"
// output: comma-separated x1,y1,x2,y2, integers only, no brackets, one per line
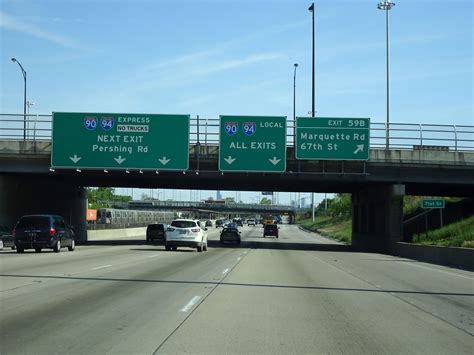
352,184,405,251
0,175,88,243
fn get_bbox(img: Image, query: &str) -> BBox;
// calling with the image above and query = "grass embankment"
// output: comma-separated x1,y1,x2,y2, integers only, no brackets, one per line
299,216,352,244
412,215,474,248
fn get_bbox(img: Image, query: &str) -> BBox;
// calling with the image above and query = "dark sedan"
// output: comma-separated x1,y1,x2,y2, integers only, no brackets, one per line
220,227,241,245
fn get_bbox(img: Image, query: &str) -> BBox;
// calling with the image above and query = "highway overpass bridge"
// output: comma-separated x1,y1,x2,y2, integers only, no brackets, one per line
1,114,473,250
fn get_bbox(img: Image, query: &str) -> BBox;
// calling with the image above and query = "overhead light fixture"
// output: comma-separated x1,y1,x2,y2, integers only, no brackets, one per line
76,169,82,173
104,169,108,173
125,169,130,174
139,169,143,174
182,171,186,175
155,170,159,175
195,171,199,175
49,168,55,172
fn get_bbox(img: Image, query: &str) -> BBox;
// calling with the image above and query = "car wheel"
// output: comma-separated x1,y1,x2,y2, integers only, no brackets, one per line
165,245,171,251
197,244,202,252
203,243,208,251
11,246,16,250
68,239,75,251
35,248,42,253
16,248,24,253
53,240,61,253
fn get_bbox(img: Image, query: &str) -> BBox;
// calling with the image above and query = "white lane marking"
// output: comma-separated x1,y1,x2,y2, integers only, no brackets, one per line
180,296,201,313
147,254,160,258
91,265,112,271
222,268,230,275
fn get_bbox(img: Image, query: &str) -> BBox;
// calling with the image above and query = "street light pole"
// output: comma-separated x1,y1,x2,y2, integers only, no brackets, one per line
11,58,27,140
377,1,395,150
293,63,298,153
308,3,315,117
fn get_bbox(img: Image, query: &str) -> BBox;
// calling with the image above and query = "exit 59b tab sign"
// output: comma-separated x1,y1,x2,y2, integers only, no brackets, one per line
51,112,190,170
219,115,287,172
296,117,370,161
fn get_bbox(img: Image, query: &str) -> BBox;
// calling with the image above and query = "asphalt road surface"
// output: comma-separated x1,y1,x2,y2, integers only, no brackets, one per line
1,225,472,354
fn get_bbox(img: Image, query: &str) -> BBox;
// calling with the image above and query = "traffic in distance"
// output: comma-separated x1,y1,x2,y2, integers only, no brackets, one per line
0,213,283,253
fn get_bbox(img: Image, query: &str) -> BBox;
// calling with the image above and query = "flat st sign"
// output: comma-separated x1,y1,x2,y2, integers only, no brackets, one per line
421,199,445,209
296,117,370,160
51,112,189,170
219,115,286,172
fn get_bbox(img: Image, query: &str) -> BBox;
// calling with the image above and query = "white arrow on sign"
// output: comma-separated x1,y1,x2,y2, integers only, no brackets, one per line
353,145,364,154
69,154,82,164
158,157,170,166
114,156,126,164
268,156,281,165
224,156,236,165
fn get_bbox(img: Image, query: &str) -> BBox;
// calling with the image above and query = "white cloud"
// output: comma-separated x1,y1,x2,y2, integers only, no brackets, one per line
0,11,85,49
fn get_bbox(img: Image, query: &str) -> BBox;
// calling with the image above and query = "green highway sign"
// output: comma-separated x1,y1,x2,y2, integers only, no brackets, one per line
296,117,370,160
219,115,287,173
51,112,190,170
421,199,445,209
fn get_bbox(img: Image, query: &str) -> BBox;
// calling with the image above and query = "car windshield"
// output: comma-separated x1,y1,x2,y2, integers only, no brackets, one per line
17,216,50,228
171,221,197,228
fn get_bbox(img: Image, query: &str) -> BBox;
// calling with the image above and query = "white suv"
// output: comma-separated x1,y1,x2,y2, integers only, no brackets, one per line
165,219,208,252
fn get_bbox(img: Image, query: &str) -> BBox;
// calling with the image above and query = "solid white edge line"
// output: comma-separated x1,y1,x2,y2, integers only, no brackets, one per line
147,254,160,258
222,268,230,274
91,265,112,271
180,296,201,313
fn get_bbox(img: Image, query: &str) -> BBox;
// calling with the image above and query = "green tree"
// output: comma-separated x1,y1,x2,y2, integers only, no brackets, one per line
328,193,352,218
260,197,272,205
225,197,236,204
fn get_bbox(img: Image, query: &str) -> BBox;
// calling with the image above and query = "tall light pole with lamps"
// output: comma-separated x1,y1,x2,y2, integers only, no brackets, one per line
308,3,317,221
293,63,298,152
377,0,395,150
11,58,27,140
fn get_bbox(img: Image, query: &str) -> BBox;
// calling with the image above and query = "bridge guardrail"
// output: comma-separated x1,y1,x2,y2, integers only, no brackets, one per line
0,114,473,152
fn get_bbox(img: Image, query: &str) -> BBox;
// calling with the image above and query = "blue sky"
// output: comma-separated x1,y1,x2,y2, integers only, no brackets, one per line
1,0,472,204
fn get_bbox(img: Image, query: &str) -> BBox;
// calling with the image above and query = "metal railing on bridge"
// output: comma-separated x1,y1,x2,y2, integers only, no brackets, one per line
1,113,473,152
127,200,294,212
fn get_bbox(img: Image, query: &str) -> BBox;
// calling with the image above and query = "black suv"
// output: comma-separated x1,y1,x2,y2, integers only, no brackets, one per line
146,223,167,243
14,215,75,253
263,224,279,238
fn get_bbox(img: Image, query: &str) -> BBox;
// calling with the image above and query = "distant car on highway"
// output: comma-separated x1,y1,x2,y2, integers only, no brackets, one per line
220,227,241,245
247,219,256,226
205,220,214,227
235,219,243,227
0,225,15,250
165,219,208,252
146,223,167,244
216,219,226,228
263,224,279,238
14,215,75,253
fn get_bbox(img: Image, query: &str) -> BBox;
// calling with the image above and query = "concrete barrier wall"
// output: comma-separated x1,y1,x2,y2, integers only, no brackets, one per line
87,227,146,241
389,242,474,271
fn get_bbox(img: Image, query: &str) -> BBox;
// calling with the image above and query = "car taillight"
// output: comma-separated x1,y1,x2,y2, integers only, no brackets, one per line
167,227,175,232
49,228,56,237
191,228,200,233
